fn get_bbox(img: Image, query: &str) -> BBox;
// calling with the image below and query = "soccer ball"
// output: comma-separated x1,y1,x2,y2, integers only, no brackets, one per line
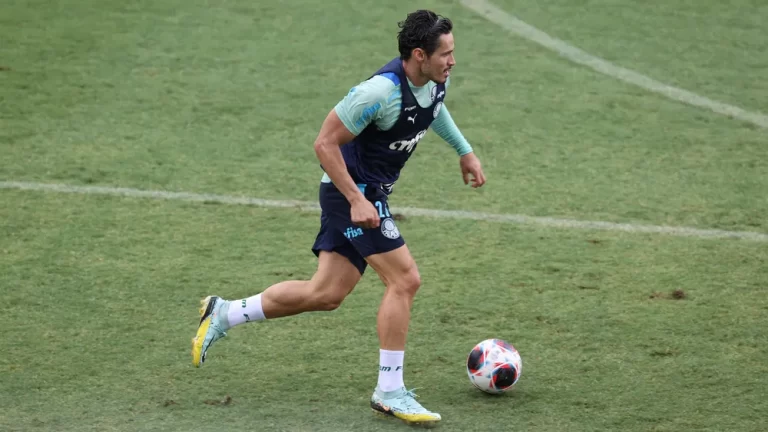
466,338,522,394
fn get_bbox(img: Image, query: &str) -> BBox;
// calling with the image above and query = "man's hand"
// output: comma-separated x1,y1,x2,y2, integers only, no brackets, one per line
460,152,486,188
350,197,380,229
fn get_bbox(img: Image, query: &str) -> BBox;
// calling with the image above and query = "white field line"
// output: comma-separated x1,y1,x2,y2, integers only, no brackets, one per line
460,0,768,129
2,181,767,242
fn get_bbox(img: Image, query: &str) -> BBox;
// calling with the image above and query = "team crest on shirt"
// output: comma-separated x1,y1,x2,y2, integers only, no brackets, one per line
381,218,400,239
433,101,443,118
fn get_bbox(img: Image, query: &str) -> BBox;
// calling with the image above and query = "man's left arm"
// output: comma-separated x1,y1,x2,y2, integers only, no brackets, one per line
431,104,487,188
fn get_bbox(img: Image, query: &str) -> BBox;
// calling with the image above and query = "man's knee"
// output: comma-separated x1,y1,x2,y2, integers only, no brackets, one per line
392,265,421,297
309,252,362,311
367,246,422,297
312,286,348,311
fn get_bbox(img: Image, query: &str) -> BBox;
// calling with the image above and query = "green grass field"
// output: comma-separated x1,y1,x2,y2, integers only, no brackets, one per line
2,0,767,431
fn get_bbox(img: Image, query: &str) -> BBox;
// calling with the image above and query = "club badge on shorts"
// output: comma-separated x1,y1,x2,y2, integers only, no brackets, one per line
381,218,400,239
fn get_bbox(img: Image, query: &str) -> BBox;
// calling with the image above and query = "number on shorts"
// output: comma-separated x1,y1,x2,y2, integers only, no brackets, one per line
374,201,391,218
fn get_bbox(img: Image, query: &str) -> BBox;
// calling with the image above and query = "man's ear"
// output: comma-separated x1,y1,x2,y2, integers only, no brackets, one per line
412,48,426,62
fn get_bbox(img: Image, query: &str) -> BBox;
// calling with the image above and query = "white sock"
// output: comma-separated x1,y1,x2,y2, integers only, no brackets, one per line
227,293,266,327
377,349,405,392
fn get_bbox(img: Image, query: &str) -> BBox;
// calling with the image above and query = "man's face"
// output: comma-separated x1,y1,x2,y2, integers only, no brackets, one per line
421,32,455,84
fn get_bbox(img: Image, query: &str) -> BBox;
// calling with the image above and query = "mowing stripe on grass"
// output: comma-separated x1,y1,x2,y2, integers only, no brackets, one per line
2,181,767,242
460,0,768,129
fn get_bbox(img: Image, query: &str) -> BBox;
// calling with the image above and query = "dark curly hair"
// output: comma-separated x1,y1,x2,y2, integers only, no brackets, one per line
397,10,453,60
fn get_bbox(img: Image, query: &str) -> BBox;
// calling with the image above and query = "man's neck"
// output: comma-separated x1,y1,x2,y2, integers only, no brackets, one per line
402,59,428,87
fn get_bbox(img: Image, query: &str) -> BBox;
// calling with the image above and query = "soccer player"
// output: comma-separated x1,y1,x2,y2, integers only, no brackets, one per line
192,9,486,426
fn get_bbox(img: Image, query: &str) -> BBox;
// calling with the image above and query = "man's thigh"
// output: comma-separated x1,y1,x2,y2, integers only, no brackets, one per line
364,244,418,288
311,250,364,297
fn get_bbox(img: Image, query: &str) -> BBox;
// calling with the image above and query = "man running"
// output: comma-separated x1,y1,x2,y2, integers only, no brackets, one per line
192,9,486,426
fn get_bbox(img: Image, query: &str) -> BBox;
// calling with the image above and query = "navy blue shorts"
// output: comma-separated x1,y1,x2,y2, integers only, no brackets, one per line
311,182,405,275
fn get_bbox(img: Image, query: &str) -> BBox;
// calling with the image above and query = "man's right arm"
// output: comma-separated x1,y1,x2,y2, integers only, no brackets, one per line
313,110,366,206
312,77,393,228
